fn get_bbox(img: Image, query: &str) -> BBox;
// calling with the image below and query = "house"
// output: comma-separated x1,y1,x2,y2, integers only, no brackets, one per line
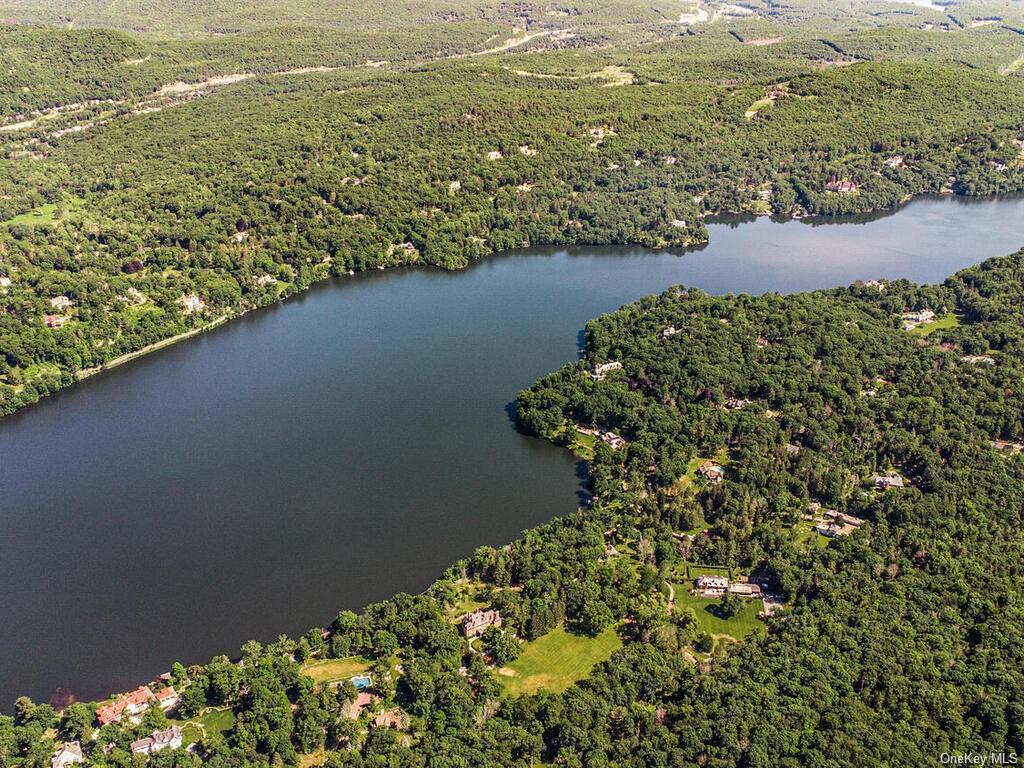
814,522,843,537
785,443,801,456
346,691,381,719
873,473,905,490
486,150,503,160
725,397,750,410
591,361,622,381
883,155,905,169
461,609,502,638
96,698,127,726
177,294,206,314
0,276,11,288
599,430,626,450
604,542,619,558
901,309,935,329
130,726,182,755
825,179,857,194
52,742,84,768
155,686,179,710
123,686,156,716
50,295,73,310
728,582,763,597
372,709,405,729
755,336,770,349
44,314,68,328
695,575,729,597
961,355,995,365
661,326,680,339
697,462,725,484
865,279,887,291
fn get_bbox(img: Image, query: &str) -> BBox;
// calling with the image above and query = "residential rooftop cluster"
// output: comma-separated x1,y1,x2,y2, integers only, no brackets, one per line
693,575,763,599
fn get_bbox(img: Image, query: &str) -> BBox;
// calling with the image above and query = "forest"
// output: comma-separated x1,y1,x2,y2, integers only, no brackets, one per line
3,0,1024,764
6,249,1024,767
2,8,1024,415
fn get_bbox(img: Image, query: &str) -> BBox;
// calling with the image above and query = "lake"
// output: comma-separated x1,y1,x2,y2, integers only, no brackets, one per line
2,194,1024,706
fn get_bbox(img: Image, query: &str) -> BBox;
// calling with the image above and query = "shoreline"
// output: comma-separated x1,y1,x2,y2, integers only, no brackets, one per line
3,189,1020,420
75,315,230,381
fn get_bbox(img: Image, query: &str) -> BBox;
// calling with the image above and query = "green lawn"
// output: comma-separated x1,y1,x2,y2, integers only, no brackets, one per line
908,313,961,336
793,519,831,549
170,706,235,744
301,656,372,684
673,587,765,644
497,624,622,697
22,362,62,381
2,197,85,227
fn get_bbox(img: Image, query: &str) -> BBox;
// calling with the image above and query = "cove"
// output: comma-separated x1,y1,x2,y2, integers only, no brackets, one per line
2,194,1024,706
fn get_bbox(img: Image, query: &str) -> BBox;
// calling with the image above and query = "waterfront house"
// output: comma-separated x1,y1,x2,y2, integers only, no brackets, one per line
96,699,126,726
51,742,84,768
177,293,206,314
461,609,502,638
873,473,905,489
591,361,623,381
123,686,156,717
130,726,182,755
825,179,857,194
600,431,627,450
865,279,887,291
155,686,179,710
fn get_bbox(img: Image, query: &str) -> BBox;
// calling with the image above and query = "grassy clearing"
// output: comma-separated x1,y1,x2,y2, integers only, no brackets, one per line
744,97,773,119
171,706,235,744
793,519,831,549
497,624,622,697
673,588,765,643
448,583,488,618
301,656,372,684
2,197,86,227
676,450,729,491
22,362,62,381
908,313,961,336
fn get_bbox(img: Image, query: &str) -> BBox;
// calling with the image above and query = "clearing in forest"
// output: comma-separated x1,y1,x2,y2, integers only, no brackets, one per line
497,624,622,696
301,656,372,683
508,64,635,86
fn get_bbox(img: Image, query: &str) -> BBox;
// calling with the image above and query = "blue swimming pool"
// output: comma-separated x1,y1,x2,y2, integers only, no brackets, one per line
350,675,372,690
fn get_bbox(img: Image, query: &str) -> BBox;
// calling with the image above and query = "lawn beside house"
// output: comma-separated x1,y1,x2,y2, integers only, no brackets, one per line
908,313,961,336
497,624,622,697
672,587,765,643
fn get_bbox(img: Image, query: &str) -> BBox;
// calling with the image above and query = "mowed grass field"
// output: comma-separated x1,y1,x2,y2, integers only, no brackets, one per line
497,624,622,697
673,587,765,642
908,313,961,336
171,706,235,744
301,655,371,684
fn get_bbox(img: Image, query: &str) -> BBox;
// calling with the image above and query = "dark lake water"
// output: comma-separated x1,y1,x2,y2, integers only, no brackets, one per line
3,194,1024,706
